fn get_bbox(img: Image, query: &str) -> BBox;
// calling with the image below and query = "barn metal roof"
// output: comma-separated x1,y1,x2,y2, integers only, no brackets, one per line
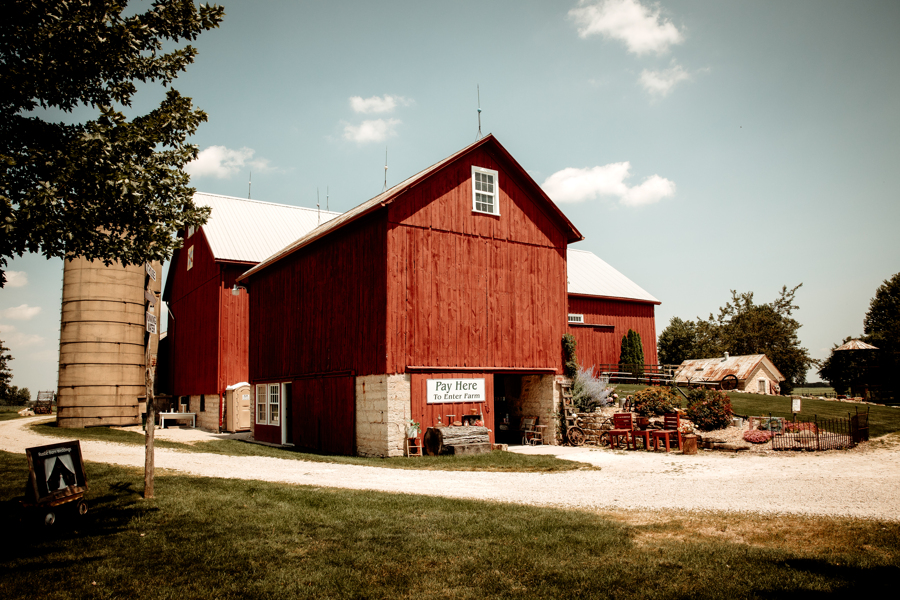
566,249,659,304
193,192,341,263
238,134,583,282
673,354,785,383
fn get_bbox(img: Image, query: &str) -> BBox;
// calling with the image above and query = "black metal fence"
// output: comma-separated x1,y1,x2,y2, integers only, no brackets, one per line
768,409,869,451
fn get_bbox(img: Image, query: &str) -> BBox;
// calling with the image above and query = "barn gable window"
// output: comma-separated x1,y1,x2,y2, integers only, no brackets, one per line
472,166,499,215
187,246,194,270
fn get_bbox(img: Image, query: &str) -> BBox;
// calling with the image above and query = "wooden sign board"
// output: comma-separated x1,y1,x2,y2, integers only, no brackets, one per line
426,378,485,404
792,398,802,413
25,441,87,504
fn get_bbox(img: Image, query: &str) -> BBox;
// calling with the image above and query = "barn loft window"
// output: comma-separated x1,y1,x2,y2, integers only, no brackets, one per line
186,225,195,238
568,314,584,323
472,166,499,215
187,246,194,270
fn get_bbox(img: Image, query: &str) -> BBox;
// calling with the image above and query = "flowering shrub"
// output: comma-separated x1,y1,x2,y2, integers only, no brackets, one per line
632,386,680,417
784,422,817,433
572,366,615,412
743,430,773,444
683,388,733,432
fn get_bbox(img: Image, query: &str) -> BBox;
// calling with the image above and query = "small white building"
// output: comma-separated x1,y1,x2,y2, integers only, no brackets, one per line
673,353,785,395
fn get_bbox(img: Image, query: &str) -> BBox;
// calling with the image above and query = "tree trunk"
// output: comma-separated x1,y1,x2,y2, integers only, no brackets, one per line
144,362,155,499
424,426,490,456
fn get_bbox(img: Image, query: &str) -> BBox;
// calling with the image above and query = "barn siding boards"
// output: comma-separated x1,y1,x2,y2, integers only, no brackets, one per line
218,264,250,391
248,214,388,382
385,147,569,375
410,372,495,445
566,296,659,369
168,232,222,396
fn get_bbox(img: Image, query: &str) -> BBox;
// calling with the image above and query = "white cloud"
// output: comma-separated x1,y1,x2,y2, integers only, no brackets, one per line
541,162,675,206
349,95,412,114
0,304,42,320
343,119,401,144
639,61,691,96
569,0,683,55
4,271,28,288
0,323,44,347
185,146,273,179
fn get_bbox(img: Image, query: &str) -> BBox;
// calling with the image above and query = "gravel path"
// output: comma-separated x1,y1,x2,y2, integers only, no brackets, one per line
3,416,900,521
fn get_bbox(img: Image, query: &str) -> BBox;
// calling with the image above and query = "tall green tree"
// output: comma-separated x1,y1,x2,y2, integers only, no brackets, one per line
656,285,815,393
0,338,12,398
864,272,900,400
657,317,697,365
618,329,644,379
0,0,223,287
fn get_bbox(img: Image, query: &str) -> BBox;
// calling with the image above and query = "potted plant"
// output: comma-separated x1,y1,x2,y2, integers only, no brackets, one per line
406,419,421,439
680,424,698,455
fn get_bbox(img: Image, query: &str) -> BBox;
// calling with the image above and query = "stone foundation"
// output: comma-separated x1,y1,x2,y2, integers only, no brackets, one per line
355,374,411,457
517,374,568,446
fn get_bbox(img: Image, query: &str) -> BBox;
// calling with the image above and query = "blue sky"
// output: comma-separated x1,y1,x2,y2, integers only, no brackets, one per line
3,0,899,394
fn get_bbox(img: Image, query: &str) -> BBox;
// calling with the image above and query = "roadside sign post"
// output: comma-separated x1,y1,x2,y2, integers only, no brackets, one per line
144,262,157,499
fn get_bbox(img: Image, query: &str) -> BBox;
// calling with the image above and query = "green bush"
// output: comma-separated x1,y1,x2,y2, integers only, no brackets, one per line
562,333,578,378
684,388,733,431
632,386,679,417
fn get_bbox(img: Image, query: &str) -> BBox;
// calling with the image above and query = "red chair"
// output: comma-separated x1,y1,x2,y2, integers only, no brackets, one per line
651,413,682,452
607,413,635,449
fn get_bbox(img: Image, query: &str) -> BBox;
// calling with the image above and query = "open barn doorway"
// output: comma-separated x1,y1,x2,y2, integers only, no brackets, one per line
493,374,524,445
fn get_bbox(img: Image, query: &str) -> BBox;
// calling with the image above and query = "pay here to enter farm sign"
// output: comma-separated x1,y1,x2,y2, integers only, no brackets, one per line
426,378,485,404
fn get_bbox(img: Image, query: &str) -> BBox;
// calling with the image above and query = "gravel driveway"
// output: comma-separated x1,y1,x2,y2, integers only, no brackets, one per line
3,416,899,521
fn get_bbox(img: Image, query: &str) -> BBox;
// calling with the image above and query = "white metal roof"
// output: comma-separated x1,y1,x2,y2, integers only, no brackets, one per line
192,192,341,263
566,248,660,304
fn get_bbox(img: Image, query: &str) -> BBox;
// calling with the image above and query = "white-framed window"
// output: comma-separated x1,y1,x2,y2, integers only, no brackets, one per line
256,383,281,425
472,166,499,215
268,384,280,425
187,225,195,238
568,314,584,324
187,245,194,270
256,384,266,423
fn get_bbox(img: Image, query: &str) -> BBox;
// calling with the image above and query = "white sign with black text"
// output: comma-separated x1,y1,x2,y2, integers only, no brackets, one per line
146,311,157,334
426,378,485,404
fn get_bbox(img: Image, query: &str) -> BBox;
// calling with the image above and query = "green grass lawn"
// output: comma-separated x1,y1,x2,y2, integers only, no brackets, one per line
26,419,590,472
0,406,24,421
793,386,836,396
0,450,896,599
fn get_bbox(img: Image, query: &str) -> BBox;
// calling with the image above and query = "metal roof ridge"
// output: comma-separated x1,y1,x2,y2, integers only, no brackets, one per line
195,191,343,215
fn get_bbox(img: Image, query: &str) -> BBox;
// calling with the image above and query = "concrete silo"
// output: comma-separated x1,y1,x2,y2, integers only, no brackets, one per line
56,257,162,428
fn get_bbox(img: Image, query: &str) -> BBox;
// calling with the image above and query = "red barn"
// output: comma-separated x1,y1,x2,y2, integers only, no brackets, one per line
162,193,340,430
238,135,584,455
566,248,660,372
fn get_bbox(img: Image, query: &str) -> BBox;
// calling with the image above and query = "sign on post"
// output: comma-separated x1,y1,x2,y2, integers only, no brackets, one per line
25,441,87,504
792,398,802,413
426,378,486,404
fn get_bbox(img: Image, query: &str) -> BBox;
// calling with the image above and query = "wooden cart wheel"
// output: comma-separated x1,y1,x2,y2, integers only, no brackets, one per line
720,374,738,391
567,426,586,446
77,500,88,516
